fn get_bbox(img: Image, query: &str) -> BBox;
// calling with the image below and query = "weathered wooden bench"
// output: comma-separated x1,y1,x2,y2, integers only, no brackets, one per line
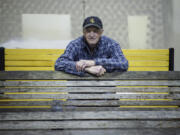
0,48,174,71
0,71,180,135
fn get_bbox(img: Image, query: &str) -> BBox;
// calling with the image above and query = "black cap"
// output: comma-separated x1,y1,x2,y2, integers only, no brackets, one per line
83,16,103,29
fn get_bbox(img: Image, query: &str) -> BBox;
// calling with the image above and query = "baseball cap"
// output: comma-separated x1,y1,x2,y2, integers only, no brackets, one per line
83,16,103,29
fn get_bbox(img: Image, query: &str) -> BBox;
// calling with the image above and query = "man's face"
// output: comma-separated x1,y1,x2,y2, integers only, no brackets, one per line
83,26,103,48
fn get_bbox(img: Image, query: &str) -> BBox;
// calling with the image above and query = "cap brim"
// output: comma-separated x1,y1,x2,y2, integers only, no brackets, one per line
83,24,101,29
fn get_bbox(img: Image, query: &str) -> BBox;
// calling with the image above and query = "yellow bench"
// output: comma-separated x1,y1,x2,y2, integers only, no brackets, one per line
0,48,174,71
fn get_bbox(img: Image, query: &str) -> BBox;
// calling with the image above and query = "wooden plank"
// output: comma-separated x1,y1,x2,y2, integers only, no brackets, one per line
5,55,59,60
1,87,179,93
122,49,169,55
1,93,180,99
0,105,178,110
128,67,169,71
0,107,179,112
5,67,54,71
5,49,169,55
0,129,179,135
1,71,180,80
125,55,169,61
1,80,180,86
5,67,169,71
5,49,64,55
5,55,169,61
129,61,169,67
5,61,54,67
1,111,180,120
0,120,180,129
0,100,180,106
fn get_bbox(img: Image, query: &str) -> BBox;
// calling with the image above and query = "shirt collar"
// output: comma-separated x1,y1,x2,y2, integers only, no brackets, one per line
82,36,102,51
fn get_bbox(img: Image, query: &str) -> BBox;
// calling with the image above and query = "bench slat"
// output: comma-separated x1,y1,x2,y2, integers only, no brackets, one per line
5,66,170,71
0,120,180,129
1,87,179,92
128,67,169,71
129,61,169,66
1,93,180,99
0,107,179,112
5,49,64,55
1,71,180,80
1,80,180,86
0,129,179,135
5,67,54,71
5,61,54,67
0,111,180,120
5,55,169,61
0,100,180,106
122,49,169,55
126,55,169,60
5,61,169,67
5,54,59,60
5,49,169,55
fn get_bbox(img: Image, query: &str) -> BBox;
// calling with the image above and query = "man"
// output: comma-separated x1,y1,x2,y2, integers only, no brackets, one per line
55,16,128,76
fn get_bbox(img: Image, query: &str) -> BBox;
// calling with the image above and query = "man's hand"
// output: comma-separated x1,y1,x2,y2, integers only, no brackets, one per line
85,65,106,76
76,60,95,72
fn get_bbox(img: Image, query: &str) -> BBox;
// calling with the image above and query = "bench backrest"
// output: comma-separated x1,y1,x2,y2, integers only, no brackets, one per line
0,71,180,134
0,71,180,111
0,48,174,71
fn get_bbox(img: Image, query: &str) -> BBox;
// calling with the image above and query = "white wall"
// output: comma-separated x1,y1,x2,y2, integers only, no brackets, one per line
173,0,180,71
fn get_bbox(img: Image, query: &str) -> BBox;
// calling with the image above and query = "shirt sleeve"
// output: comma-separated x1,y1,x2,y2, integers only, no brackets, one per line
54,42,85,76
94,43,129,72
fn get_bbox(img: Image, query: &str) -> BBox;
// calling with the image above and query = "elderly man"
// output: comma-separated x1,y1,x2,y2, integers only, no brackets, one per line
55,16,128,76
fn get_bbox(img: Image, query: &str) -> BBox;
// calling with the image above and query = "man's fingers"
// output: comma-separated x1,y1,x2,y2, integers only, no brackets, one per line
98,66,106,76
82,63,87,70
76,62,81,71
76,61,87,72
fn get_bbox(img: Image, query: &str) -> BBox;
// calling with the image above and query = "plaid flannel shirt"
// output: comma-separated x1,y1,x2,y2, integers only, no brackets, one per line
55,36,128,76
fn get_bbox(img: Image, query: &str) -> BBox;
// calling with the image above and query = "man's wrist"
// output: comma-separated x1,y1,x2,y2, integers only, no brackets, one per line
90,60,95,66
85,67,91,72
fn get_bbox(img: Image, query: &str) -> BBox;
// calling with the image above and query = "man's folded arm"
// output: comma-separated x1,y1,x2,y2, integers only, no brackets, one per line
55,43,85,76
94,44,128,72
55,58,85,76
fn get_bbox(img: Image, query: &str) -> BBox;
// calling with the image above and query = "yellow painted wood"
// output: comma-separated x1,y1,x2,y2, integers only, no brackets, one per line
6,61,169,67
125,55,169,61
128,67,169,71
5,55,169,61
5,67,54,71
5,49,64,55
4,49,170,71
5,55,60,60
129,61,169,67
5,66,169,71
6,49,168,55
5,61,169,68
5,61,54,66
122,49,169,55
